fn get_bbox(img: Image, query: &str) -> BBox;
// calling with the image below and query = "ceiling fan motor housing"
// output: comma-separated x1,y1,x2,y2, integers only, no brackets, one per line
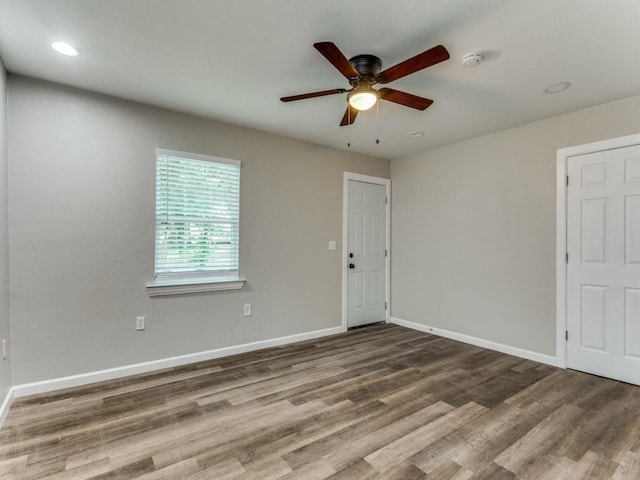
349,54,382,78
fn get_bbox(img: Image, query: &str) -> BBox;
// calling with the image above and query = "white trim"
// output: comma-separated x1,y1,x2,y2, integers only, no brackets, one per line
147,277,246,296
555,133,640,368
156,147,241,167
0,387,16,429
12,326,345,398
556,150,568,368
390,317,560,367
342,173,391,330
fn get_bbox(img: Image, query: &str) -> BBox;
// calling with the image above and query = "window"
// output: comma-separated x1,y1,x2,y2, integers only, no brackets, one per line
150,148,242,295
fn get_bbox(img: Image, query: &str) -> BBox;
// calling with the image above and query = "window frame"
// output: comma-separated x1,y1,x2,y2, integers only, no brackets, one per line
147,148,245,296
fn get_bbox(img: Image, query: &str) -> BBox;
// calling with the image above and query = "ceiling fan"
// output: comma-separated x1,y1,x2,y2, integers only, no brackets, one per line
280,42,450,126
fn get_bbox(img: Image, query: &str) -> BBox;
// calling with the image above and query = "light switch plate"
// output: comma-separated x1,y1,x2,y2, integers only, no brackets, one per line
328,240,337,251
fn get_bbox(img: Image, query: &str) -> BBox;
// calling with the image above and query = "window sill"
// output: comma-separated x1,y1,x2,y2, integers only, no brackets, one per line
146,276,246,297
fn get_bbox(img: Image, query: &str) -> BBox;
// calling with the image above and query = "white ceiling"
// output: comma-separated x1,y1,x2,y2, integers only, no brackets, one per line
1,0,640,159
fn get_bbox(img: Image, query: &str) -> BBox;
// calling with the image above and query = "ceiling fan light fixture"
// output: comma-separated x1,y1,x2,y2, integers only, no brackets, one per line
347,86,379,111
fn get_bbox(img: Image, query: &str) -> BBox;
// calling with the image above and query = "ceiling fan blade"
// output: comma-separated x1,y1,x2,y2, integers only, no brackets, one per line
379,88,433,110
340,105,359,126
280,88,347,102
377,45,449,84
314,42,359,80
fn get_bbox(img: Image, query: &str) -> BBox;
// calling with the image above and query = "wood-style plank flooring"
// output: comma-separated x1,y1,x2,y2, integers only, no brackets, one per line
1,324,640,479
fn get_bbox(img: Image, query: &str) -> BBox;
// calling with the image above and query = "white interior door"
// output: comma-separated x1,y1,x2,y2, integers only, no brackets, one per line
347,180,387,328
567,144,640,385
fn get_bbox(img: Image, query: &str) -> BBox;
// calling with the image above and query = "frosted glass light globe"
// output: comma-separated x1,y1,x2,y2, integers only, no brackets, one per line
348,89,378,111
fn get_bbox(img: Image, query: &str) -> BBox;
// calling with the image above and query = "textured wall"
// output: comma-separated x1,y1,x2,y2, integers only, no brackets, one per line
391,94,640,356
8,76,389,384
0,59,11,402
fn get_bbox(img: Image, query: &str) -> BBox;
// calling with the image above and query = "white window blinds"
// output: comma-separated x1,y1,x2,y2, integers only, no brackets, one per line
155,149,240,278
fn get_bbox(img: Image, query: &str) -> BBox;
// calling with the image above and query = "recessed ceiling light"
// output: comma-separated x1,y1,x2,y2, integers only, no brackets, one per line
544,81,571,94
408,131,424,138
51,42,79,57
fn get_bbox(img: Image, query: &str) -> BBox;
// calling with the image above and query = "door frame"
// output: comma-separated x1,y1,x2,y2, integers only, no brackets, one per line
342,172,391,330
556,132,640,368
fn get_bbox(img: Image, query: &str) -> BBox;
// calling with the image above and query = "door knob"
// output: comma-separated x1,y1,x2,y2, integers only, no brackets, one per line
349,263,355,269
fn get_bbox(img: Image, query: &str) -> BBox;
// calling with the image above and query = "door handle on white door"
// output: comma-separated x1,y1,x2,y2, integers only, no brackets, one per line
349,263,355,269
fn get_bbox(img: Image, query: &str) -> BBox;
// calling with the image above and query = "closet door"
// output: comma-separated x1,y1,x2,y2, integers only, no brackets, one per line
566,144,640,385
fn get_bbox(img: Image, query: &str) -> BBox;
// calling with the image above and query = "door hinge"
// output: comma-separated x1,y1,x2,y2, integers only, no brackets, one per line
385,196,388,205
565,330,569,341
385,249,388,257
566,175,569,187
385,302,387,310
566,252,569,264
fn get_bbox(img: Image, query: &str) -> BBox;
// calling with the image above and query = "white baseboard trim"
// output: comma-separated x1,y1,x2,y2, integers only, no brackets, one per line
0,386,16,429
390,317,561,367
12,325,346,399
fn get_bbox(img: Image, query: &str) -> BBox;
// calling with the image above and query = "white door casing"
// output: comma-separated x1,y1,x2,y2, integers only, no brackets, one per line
558,135,640,385
343,173,390,329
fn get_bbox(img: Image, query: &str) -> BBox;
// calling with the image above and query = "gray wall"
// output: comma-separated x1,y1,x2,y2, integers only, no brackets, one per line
391,94,640,356
0,59,11,401
8,76,389,385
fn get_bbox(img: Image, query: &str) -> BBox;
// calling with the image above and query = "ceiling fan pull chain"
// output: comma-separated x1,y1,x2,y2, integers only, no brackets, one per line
375,101,380,145
347,107,351,147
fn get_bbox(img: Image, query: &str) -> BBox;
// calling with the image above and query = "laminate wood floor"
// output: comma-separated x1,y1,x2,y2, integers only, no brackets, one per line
1,324,640,479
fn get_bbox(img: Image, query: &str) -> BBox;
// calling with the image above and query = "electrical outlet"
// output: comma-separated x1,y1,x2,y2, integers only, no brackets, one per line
243,304,252,317
136,316,146,331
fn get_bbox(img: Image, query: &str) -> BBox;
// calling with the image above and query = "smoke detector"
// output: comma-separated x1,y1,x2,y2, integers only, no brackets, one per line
462,53,482,67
